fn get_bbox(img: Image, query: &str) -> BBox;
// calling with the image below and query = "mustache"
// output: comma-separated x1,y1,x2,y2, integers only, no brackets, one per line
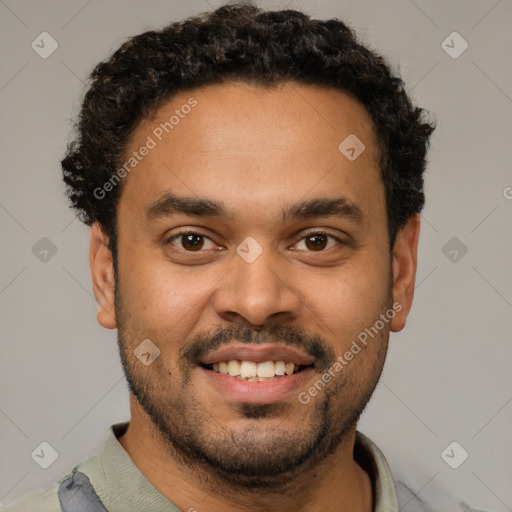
180,324,335,371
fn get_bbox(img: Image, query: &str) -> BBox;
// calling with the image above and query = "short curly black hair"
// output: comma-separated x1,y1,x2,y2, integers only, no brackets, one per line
62,2,434,255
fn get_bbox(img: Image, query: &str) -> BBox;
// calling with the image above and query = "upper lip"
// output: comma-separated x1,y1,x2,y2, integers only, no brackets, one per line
200,343,315,366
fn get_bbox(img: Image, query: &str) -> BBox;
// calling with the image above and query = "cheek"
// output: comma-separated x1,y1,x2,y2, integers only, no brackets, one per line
309,257,391,342
119,254,218,336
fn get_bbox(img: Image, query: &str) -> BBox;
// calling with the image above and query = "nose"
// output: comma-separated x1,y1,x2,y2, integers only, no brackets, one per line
213,242,302,327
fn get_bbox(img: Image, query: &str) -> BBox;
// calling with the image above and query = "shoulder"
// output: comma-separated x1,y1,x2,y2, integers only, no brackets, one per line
2,452,107,512
391,459,491,512
355,431,491,512
2,425,118,512
2,480,62,512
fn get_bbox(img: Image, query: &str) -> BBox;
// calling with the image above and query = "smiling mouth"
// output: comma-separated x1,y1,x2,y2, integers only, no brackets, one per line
200,360,312,381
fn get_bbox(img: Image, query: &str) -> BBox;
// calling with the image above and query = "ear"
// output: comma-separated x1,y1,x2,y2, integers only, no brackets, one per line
390,214,421,332
90,222,117,329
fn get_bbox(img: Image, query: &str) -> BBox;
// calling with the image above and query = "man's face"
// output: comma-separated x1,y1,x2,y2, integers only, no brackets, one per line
106,81,400,484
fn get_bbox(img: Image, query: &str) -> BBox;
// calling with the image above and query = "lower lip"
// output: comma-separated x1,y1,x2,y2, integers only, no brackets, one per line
200,366,315,404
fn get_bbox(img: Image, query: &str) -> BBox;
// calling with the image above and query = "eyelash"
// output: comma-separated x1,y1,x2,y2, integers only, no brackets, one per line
165,229,345,253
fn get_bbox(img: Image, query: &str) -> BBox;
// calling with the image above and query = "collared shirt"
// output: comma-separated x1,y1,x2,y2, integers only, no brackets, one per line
2,422,484,512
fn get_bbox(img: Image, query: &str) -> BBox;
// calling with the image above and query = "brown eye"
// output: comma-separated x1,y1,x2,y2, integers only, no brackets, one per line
181,233,204,251
167,232,217,252
293,232,342,252
305,233,328,251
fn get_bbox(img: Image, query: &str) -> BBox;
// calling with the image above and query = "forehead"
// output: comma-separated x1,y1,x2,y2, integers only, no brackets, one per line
117,81,383,229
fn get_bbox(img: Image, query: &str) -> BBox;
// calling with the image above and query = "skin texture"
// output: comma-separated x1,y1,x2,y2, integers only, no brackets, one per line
90,81,420,512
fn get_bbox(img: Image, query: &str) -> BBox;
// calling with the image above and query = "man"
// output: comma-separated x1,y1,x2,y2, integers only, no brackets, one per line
3,3,484,511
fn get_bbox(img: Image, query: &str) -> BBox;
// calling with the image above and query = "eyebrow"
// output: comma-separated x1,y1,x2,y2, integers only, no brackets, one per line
146,192,364,225
146,192,232,220
283,197,364,225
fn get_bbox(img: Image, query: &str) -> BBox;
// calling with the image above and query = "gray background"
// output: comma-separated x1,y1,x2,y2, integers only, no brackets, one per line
1,0,511,509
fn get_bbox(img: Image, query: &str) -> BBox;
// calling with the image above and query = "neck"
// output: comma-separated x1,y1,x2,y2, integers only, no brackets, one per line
118,402,373,512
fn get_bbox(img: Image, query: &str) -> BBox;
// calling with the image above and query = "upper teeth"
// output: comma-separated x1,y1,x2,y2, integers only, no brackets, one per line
212,360,296,379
